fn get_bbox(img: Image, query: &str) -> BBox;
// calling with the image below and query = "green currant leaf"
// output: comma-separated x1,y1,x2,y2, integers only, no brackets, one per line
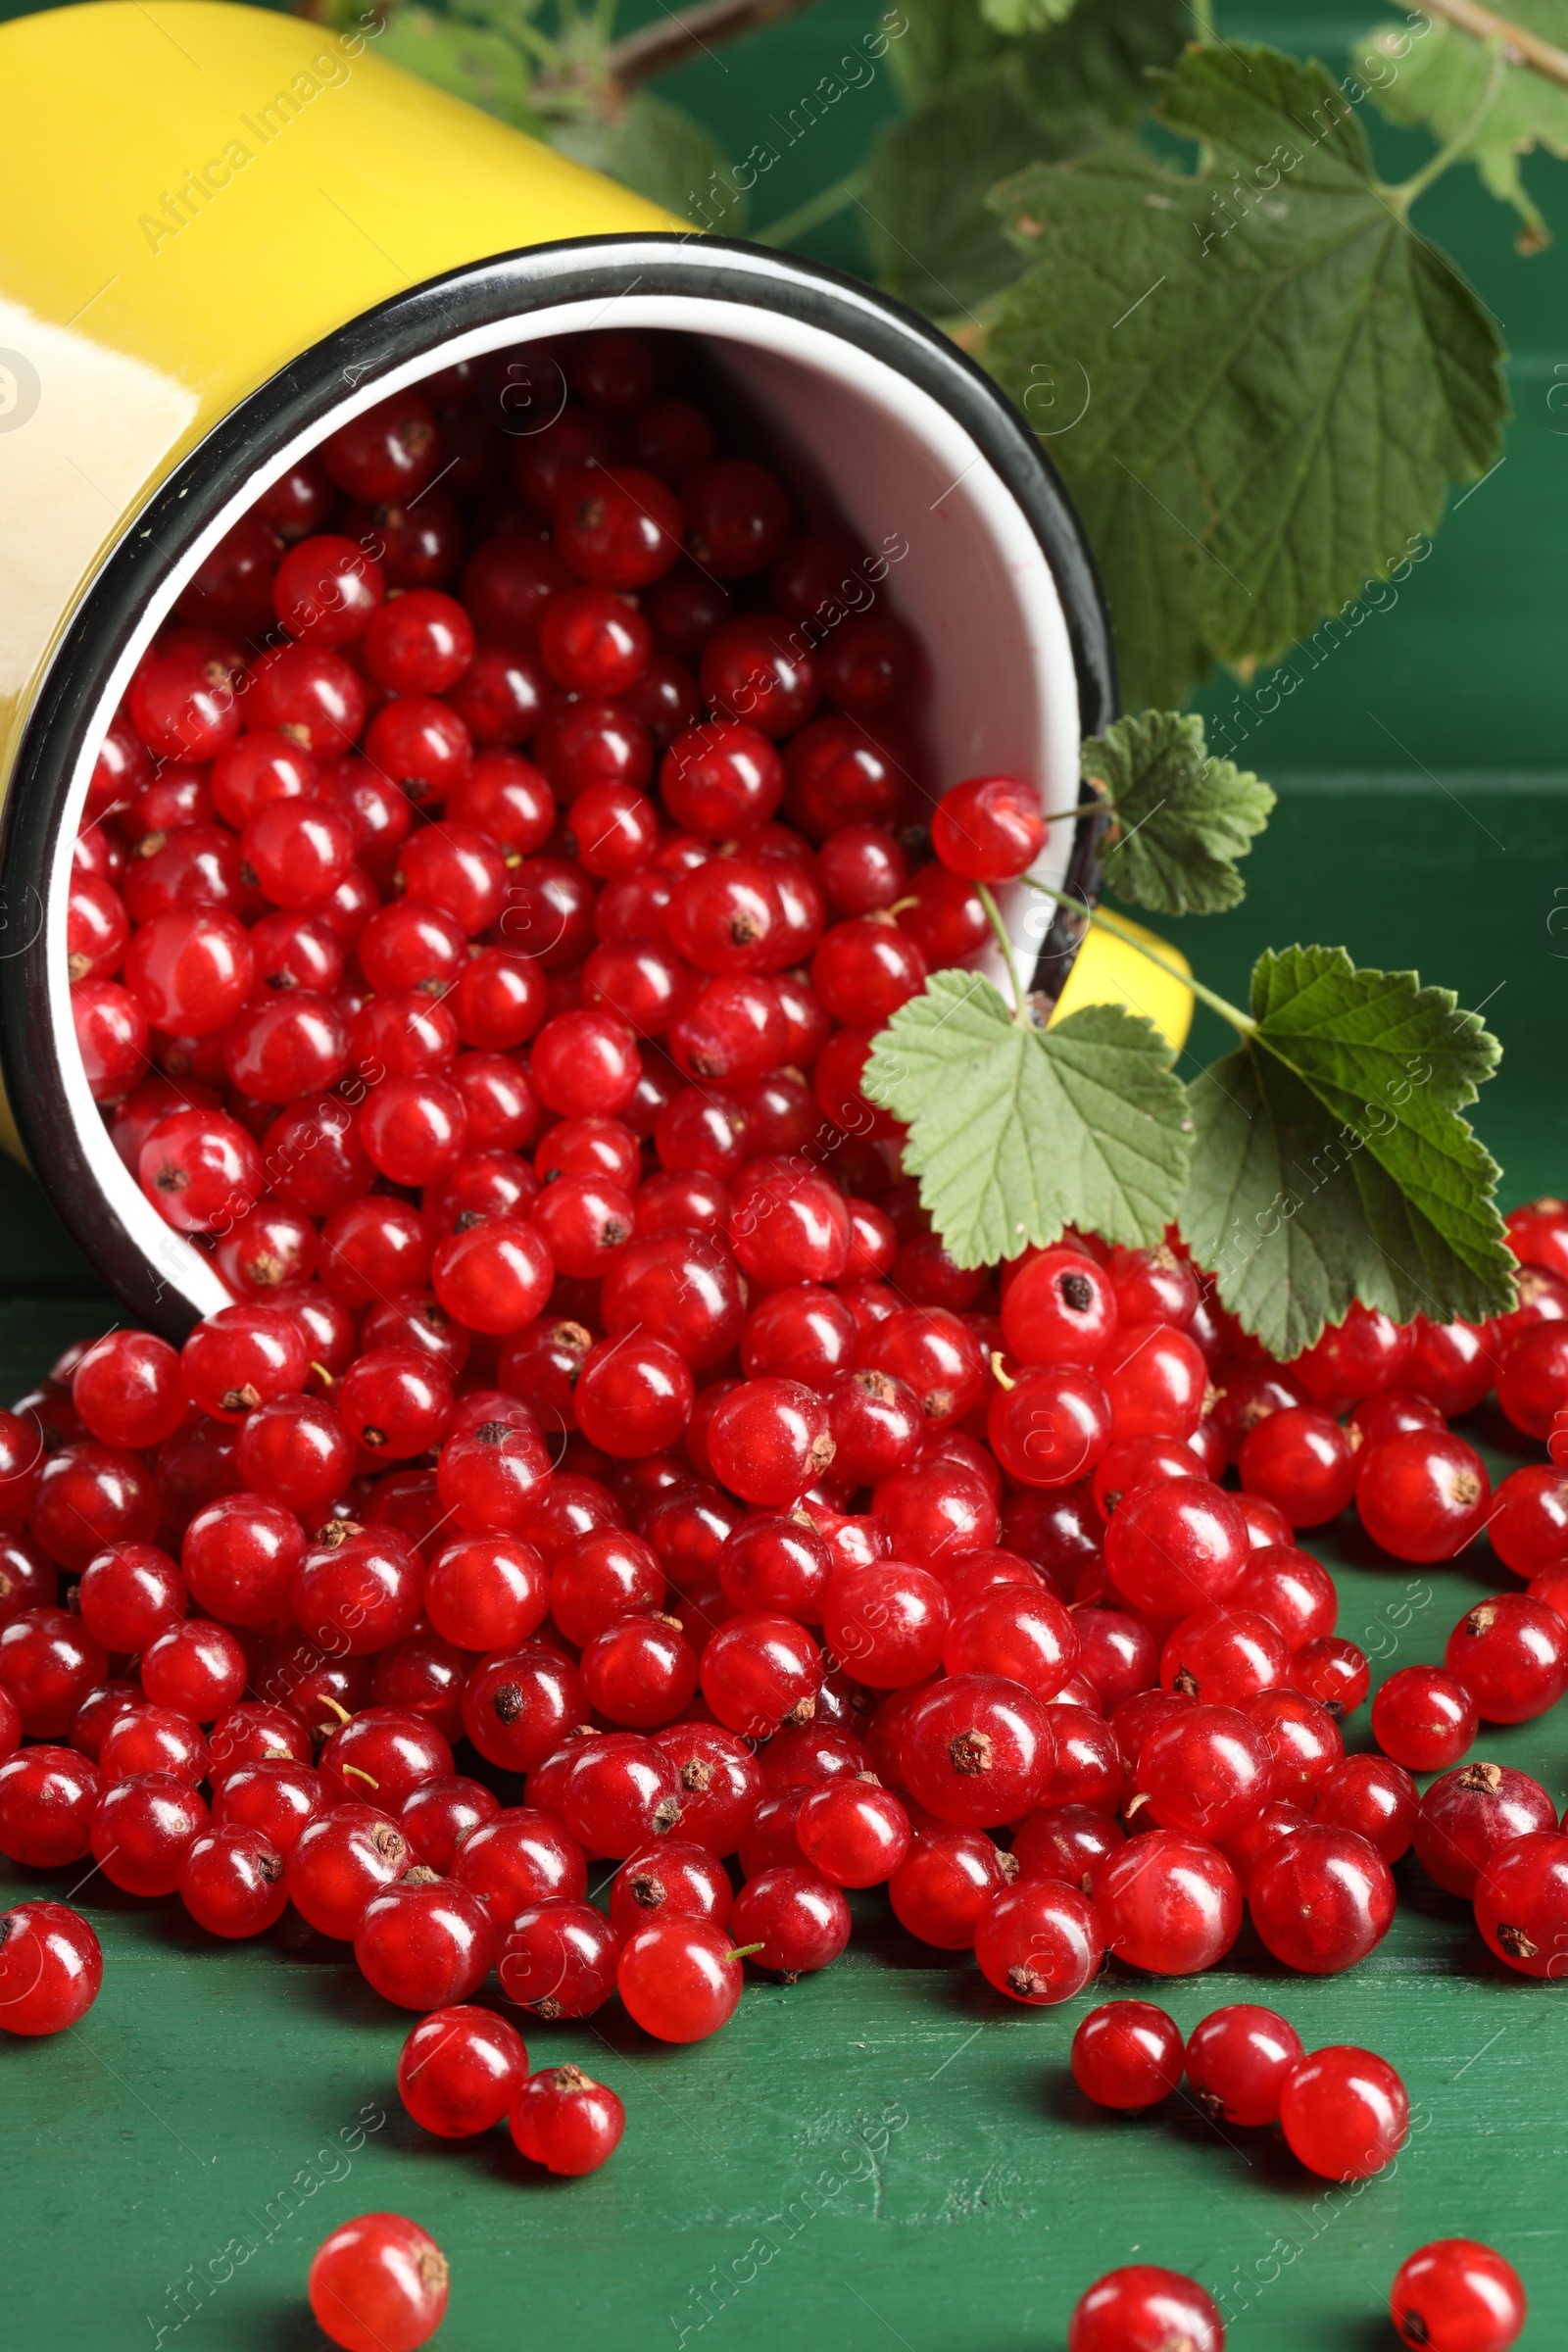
1179,946,1515,1358
548,94,748,231
862,976,1193,1268
1082,710,1275,916
865,80,1102,317
984,43,1508,665
1062,460,1212,712
887,0,1182,110
370,4,542,130
1356,8,1568,252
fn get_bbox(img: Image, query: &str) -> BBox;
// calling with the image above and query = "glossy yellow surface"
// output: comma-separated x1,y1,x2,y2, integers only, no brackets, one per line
1050,912,1195,1055
0,0,1191,1165
0,0,674,783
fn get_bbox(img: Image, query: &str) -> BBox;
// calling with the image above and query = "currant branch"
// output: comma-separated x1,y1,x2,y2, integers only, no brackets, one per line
603,0,824,90
1417,0,1568,90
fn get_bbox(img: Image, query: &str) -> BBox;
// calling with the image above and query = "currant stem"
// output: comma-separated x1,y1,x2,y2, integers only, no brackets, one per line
755,169,869,250
1036,797,1121,827
604,0,824,88
1414,0,1568,90
1389,45,1508,212
1019,879,1257,1036
974,882,1031,1026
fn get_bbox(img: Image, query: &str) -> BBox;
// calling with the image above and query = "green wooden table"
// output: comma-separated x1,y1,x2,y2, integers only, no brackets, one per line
6,0,1568,2340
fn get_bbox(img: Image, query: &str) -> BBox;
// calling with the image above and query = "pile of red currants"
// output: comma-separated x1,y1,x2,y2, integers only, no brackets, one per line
3,326,1556,2348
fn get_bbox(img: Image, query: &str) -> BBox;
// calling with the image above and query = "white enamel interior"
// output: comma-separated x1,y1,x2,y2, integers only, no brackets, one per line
53,283,1082,1315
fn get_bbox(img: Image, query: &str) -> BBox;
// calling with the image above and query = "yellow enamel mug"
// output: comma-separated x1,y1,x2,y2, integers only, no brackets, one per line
0,0,1187,1333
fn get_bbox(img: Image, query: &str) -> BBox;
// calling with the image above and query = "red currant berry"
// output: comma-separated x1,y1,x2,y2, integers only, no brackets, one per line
1103,1478,1248,1617
355,1866,497,2008
1292,1635,1371,1719
0,1606,109,1734
78,1541,186,1651
0,1744,101,1865
1184,2001,1303,2127
1239,1404,1357,1527
617,1915,748,2039
307,2211,449,2352
1094,1831,1242,1975
1311,1754,1418,1864
899,1673,1052,1827
1071,1999,1184,2109
91,1770,209,1895
931,774,1047,881
0,1899,102,2034
1357,1429,1491,1561
1371,1665,1478,1772
1391,2239,1526,2352
729,1862,852,1977
1446,1593,1568,1722
213,1760,324,1855
1414,1760,1557,1897
1279,2044,1408,2179
1067,2268,1223,2352
1159,1605,1290,1707
398,2001,527,2136
511,2062,625,2176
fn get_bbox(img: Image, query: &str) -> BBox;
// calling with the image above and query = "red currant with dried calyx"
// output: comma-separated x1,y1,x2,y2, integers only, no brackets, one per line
900,1673,1053,1827
651,1723,762,1855
608,1840,732,1936
511,2063,625,2176
1413,1761,1556,1897
356,1867,497,2009
1445,1593,1568,1722
1391,2238,1527,2352
1159,1604,1289,1707
1239,1404,1357,1527
285,1805,412,1940
700,1611,822,1738
1184,2003,1303,2127
308,2211,449,2352
1357,1429,1491,1561
1292,1634,1370,1719
179,1824,289,1937
497,1899,620,2019
214,1760,324,1855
